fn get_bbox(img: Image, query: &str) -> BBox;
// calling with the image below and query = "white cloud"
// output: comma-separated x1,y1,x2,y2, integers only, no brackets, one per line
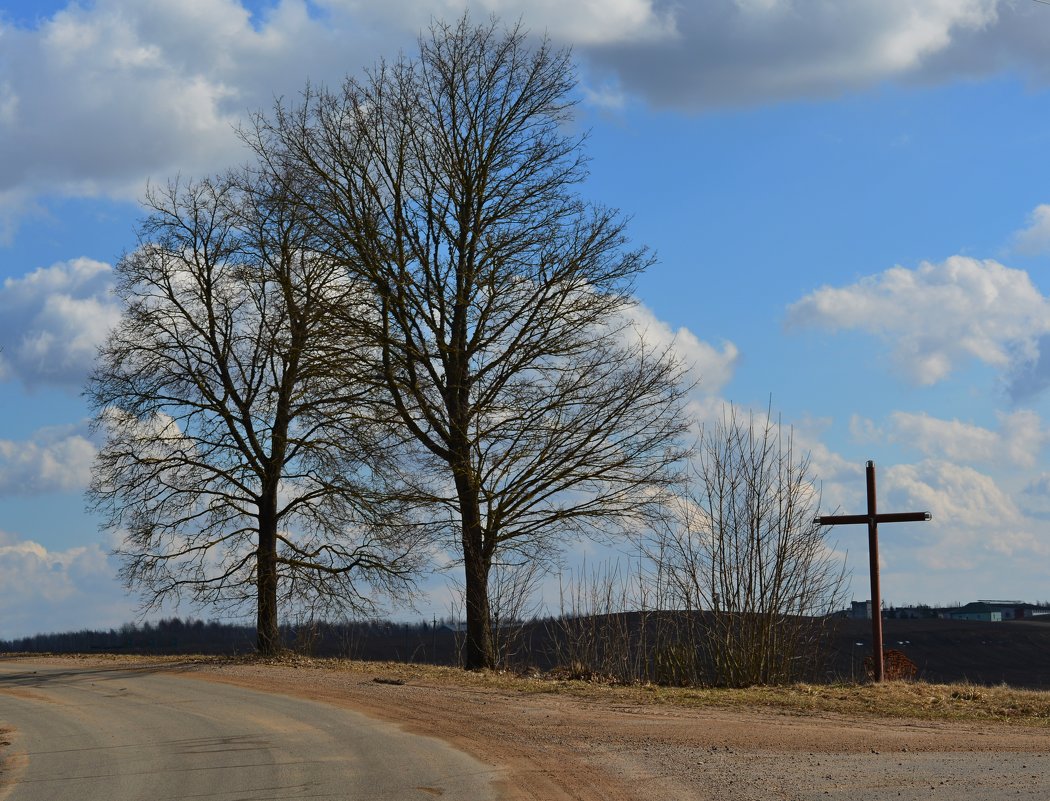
322,0,676,46
0,1,671,219
853,410,1049,469
581,81,628,111
793,428,865,509
0,528,132,639
0,0,362,222
1011,203,1050,255
0,423,97,496
0,258,120,389
0,0,1045,226
883,460,1047,561
786,256,1050,385
798,449,1050,601
623,300,739,395
0,0,673,226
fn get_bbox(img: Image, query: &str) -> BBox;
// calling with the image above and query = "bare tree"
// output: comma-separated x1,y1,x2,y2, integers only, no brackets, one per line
248,16,690,669
87,171,424,655
651,405,848,686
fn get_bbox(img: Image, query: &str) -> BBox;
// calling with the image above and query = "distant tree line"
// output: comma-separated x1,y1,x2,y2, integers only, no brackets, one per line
0,617,466,662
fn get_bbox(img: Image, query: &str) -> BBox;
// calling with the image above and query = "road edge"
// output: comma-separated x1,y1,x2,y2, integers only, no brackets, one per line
0,726,27,801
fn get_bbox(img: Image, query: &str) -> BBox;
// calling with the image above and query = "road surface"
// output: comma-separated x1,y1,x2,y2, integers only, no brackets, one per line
0,660,499,801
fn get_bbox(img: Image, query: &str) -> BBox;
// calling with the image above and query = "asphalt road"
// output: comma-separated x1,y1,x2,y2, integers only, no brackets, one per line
0,660,499,801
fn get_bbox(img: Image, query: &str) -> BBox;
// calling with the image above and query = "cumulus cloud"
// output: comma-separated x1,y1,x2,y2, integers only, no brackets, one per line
797,439,1050,597
0,0,364,222
0,423,97,496
623,300,739,395
1,0,1048,226
786,256,1050,386
328,0,676,46
0,257,120,389
0,1,670,212
1011,203,1050,256
883,460,1046,561
852,409,1049,469
0,528,132,639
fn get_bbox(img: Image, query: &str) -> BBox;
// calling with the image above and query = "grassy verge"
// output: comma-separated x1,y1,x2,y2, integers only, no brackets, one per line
298,657,1050,727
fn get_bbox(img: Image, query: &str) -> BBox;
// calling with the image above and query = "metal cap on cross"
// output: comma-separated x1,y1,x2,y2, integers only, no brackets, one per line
816,460,931,682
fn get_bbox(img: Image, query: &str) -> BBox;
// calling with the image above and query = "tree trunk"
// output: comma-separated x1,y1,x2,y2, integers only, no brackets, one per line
456,465,494,669
449,323,494,670
462,537,494,670
256,492,280,656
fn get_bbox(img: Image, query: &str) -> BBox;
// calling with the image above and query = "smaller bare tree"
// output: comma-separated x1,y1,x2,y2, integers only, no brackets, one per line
88,171,425,655
651,404,848,686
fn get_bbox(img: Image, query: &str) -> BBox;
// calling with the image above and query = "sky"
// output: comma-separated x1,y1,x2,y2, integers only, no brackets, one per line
3,0,1050,638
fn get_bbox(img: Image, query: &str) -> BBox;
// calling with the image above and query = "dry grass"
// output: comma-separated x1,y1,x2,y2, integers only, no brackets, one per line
7,652,1050,727
630,680,1050,726
303,657,1050,727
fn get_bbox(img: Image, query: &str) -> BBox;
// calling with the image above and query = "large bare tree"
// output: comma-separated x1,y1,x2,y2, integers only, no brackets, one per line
88,171,422,655
249,16,690,669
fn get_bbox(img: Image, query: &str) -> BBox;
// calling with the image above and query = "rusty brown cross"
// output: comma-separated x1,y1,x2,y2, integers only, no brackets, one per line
817,460,931,682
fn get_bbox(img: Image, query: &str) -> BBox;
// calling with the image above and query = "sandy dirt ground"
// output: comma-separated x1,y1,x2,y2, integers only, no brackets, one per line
4,656,1050,801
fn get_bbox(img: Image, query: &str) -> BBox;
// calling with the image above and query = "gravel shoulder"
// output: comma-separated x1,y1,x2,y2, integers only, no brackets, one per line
0,726,14,801
4,655,1049,801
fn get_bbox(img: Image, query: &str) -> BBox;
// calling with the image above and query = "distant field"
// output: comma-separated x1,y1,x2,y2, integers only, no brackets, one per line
828,618,1050,688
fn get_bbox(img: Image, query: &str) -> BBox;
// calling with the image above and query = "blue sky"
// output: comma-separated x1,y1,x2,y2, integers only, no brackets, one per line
3,0,1050,637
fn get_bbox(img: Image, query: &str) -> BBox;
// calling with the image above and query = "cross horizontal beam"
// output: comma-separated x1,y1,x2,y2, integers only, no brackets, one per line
816,511,931,526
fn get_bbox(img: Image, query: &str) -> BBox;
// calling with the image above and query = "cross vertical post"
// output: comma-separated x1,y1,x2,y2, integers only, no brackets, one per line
817,460,931,683
865,461,883,682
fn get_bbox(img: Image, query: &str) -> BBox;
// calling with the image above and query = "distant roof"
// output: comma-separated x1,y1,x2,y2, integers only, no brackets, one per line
977,600,1025,606
957,602,1003,613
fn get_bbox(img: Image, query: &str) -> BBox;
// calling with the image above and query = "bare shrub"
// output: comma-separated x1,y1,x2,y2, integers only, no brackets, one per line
488,558,544,670
545,560,662,684
650,404,848,686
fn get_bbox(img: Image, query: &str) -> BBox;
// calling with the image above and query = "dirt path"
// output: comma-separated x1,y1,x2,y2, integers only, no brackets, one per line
183,660,1050,801
4,656,1049,801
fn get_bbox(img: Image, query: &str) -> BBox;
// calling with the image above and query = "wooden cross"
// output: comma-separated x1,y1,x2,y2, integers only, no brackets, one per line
817,460,930,682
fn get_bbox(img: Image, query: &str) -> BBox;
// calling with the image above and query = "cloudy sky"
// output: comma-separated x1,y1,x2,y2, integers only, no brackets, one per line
3,0,1050,638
